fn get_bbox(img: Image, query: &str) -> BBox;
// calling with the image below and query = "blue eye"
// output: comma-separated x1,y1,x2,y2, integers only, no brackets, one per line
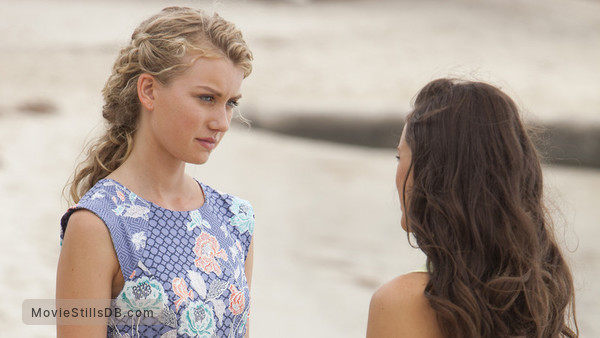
226,100,239,108
198,95,214,102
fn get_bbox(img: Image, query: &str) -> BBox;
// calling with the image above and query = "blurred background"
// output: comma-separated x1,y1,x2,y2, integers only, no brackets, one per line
0,0,598,336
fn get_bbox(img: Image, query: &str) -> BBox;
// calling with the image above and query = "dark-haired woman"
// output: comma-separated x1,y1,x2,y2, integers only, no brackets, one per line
366,78,577,337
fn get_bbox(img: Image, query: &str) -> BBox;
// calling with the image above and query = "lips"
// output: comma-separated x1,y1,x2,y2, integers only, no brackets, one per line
195,137,217,150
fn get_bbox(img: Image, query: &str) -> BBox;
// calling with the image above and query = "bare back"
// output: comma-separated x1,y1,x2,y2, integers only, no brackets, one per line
367,272,444,338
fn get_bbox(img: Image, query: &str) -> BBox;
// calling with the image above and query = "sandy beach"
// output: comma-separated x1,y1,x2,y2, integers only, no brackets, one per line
1,0,598,336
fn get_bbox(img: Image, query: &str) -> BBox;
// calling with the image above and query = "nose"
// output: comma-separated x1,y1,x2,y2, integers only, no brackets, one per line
208,105,231,132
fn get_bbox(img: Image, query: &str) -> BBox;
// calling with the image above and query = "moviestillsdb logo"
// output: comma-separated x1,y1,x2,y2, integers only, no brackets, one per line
23,299,154,325
32,306,115,318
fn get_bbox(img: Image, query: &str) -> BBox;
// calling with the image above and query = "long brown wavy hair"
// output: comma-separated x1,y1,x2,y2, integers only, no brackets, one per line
66,7,253,204
402,78,577,337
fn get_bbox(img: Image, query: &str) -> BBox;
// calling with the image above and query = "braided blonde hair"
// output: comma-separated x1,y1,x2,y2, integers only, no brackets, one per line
67,7,253,203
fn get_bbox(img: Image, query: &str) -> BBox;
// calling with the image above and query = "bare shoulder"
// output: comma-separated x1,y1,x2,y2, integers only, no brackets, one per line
65,209,107,231
367,272,443,338
57,209,119,297
61,210,117,254
57,211,119,338
376,272,429,299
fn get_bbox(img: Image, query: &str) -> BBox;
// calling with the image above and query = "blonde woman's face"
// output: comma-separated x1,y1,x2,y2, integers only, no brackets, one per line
396,125,413,231
147,56,244,165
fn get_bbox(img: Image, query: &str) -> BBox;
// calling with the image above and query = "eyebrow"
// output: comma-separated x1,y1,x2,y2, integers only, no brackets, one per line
195,85,242,100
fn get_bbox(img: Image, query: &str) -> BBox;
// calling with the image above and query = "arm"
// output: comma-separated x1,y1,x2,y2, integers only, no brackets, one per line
366,272,443,338
244,237,254,338
56,210,120,338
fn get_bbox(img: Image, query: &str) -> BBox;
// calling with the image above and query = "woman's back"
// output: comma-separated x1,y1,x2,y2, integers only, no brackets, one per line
367,272,443,338
367,78,577,338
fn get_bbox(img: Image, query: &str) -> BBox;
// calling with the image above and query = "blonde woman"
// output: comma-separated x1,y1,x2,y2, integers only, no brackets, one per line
56,7,255,337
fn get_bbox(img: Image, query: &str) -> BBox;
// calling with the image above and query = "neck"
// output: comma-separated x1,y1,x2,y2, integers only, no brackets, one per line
107,127,203,211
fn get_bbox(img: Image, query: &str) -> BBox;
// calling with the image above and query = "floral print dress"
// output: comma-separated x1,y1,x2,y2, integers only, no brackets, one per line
60,179,255,338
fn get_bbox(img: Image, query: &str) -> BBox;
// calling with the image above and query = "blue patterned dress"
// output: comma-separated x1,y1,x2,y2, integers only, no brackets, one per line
60,179,255,337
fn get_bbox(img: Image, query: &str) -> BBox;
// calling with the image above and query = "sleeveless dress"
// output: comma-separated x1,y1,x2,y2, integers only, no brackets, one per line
60,178,255,338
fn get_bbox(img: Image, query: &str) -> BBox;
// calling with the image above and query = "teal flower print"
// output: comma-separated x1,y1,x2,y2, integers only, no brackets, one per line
229,197,254,235
178,301,216,337
187,210,211,232
116,277,167,314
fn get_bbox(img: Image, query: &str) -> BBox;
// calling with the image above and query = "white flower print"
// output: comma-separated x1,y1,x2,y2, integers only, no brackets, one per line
124,205,151,219
131,231,147,251
111,189,150,221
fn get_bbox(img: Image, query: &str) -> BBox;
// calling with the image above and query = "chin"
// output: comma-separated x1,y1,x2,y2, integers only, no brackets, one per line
187,155,210,165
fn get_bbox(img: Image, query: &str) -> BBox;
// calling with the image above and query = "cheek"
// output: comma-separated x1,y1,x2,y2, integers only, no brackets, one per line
396,162,413,210
396,165,407,200
395,165,402,192
396,172,406,218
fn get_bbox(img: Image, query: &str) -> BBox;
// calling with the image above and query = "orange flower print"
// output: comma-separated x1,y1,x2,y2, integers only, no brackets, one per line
172,277,194,312
117,190,126,201
193,233,228,276
228,285,245,315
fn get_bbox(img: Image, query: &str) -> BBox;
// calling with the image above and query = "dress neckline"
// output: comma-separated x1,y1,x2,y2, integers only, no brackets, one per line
100,178,209,213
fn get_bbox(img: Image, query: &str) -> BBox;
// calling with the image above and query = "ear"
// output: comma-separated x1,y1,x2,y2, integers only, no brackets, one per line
137,73,156,111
